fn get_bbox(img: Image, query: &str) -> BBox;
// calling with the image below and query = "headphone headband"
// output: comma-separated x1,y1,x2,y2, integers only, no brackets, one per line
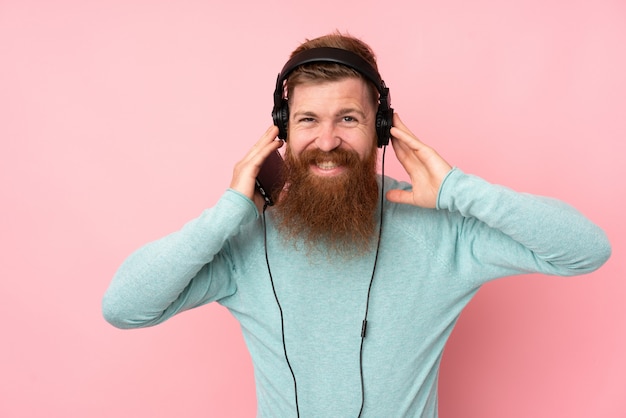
271,46,393,146
274,47,384,105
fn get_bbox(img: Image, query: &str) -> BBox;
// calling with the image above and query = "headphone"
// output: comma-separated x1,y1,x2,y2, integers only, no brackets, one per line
271,47,393,148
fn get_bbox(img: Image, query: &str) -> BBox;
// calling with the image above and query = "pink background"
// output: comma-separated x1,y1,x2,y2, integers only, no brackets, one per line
1,0,625,416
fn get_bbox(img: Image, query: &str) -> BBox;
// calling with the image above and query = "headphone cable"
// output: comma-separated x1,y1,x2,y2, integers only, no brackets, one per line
357,144,386,418
263,202,300,417
262,145,386,418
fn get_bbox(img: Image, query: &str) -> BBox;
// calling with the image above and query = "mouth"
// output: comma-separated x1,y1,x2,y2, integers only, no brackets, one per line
296,148,357,177
311,159,345,176
315,160,340,170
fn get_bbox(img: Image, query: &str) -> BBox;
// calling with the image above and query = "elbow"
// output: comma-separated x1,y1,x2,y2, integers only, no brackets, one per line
101,291,156,330
102,290,170,330
563,231,612,276
586,234,612,273
102,293,136,329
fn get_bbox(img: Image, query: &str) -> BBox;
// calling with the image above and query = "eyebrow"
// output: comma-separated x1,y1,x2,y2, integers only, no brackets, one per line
292,110,318,119
336,107,367,119
292,108,367,119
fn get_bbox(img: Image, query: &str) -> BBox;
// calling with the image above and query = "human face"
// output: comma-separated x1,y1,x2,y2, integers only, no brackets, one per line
287,77,377,177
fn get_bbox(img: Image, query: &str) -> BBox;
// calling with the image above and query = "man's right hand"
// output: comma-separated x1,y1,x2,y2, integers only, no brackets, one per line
229,125,283,212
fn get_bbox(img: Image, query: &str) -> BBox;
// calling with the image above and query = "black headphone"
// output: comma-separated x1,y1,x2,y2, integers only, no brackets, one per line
271,47,393,148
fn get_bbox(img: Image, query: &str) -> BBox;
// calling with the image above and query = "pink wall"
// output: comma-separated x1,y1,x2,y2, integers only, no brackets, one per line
1,0,624,416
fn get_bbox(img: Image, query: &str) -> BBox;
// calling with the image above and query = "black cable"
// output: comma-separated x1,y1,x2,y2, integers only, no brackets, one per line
263,203,300,417
356,144,386,418
262,145,387,418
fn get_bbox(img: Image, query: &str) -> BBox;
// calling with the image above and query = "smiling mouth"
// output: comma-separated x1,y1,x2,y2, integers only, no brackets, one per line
315,160,340,170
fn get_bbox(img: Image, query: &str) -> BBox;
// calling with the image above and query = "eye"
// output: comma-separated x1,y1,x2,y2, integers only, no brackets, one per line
298,117,316,123
341,115,359,125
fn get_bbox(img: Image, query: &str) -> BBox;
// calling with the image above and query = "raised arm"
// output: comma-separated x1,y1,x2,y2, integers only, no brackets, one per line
437,169,611,277
102,126,283,329
386,113,611,278
102,190,257,329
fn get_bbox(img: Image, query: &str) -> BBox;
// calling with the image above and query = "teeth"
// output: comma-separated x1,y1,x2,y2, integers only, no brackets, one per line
316,161,338,170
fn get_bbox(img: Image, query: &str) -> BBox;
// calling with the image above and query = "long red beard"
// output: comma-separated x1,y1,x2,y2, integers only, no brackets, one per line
273,146,379,256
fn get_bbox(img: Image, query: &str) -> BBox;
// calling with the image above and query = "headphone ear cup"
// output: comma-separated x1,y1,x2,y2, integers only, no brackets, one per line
272,99,290,140
375,106,393,147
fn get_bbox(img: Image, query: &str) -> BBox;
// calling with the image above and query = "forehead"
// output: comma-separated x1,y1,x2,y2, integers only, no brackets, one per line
289,77,375,109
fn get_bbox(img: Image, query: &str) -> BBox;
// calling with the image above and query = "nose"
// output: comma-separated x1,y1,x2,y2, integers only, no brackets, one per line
315,122,341,152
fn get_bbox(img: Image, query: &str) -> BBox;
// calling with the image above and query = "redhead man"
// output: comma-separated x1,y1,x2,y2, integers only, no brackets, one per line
103,33,611,417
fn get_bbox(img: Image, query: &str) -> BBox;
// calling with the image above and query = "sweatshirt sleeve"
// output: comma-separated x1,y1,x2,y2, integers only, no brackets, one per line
436,168,611,281
102,189,259,329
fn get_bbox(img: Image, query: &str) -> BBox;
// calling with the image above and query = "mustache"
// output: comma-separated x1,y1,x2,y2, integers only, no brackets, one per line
295,147,362,168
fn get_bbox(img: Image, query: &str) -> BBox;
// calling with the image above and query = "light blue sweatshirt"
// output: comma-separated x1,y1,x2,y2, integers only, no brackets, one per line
103,168,611,417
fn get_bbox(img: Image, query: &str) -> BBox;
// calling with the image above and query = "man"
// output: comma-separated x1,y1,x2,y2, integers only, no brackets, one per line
103,33,611,417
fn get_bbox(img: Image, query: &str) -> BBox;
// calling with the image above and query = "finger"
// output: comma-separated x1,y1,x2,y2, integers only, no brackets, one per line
254,129,283,166
250,125,281,154
254,125,280,145
391,126,427,152
230,126,282,198
259,125,281,147
391,119,447,172
390,136,416,173
390,127,424,172
240,126,282,168
385,189,416,206
392,112,409,131
391,113,433,151
387,187,439,209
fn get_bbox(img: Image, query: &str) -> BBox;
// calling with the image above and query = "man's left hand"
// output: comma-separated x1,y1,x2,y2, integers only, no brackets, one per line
386,113,453,209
